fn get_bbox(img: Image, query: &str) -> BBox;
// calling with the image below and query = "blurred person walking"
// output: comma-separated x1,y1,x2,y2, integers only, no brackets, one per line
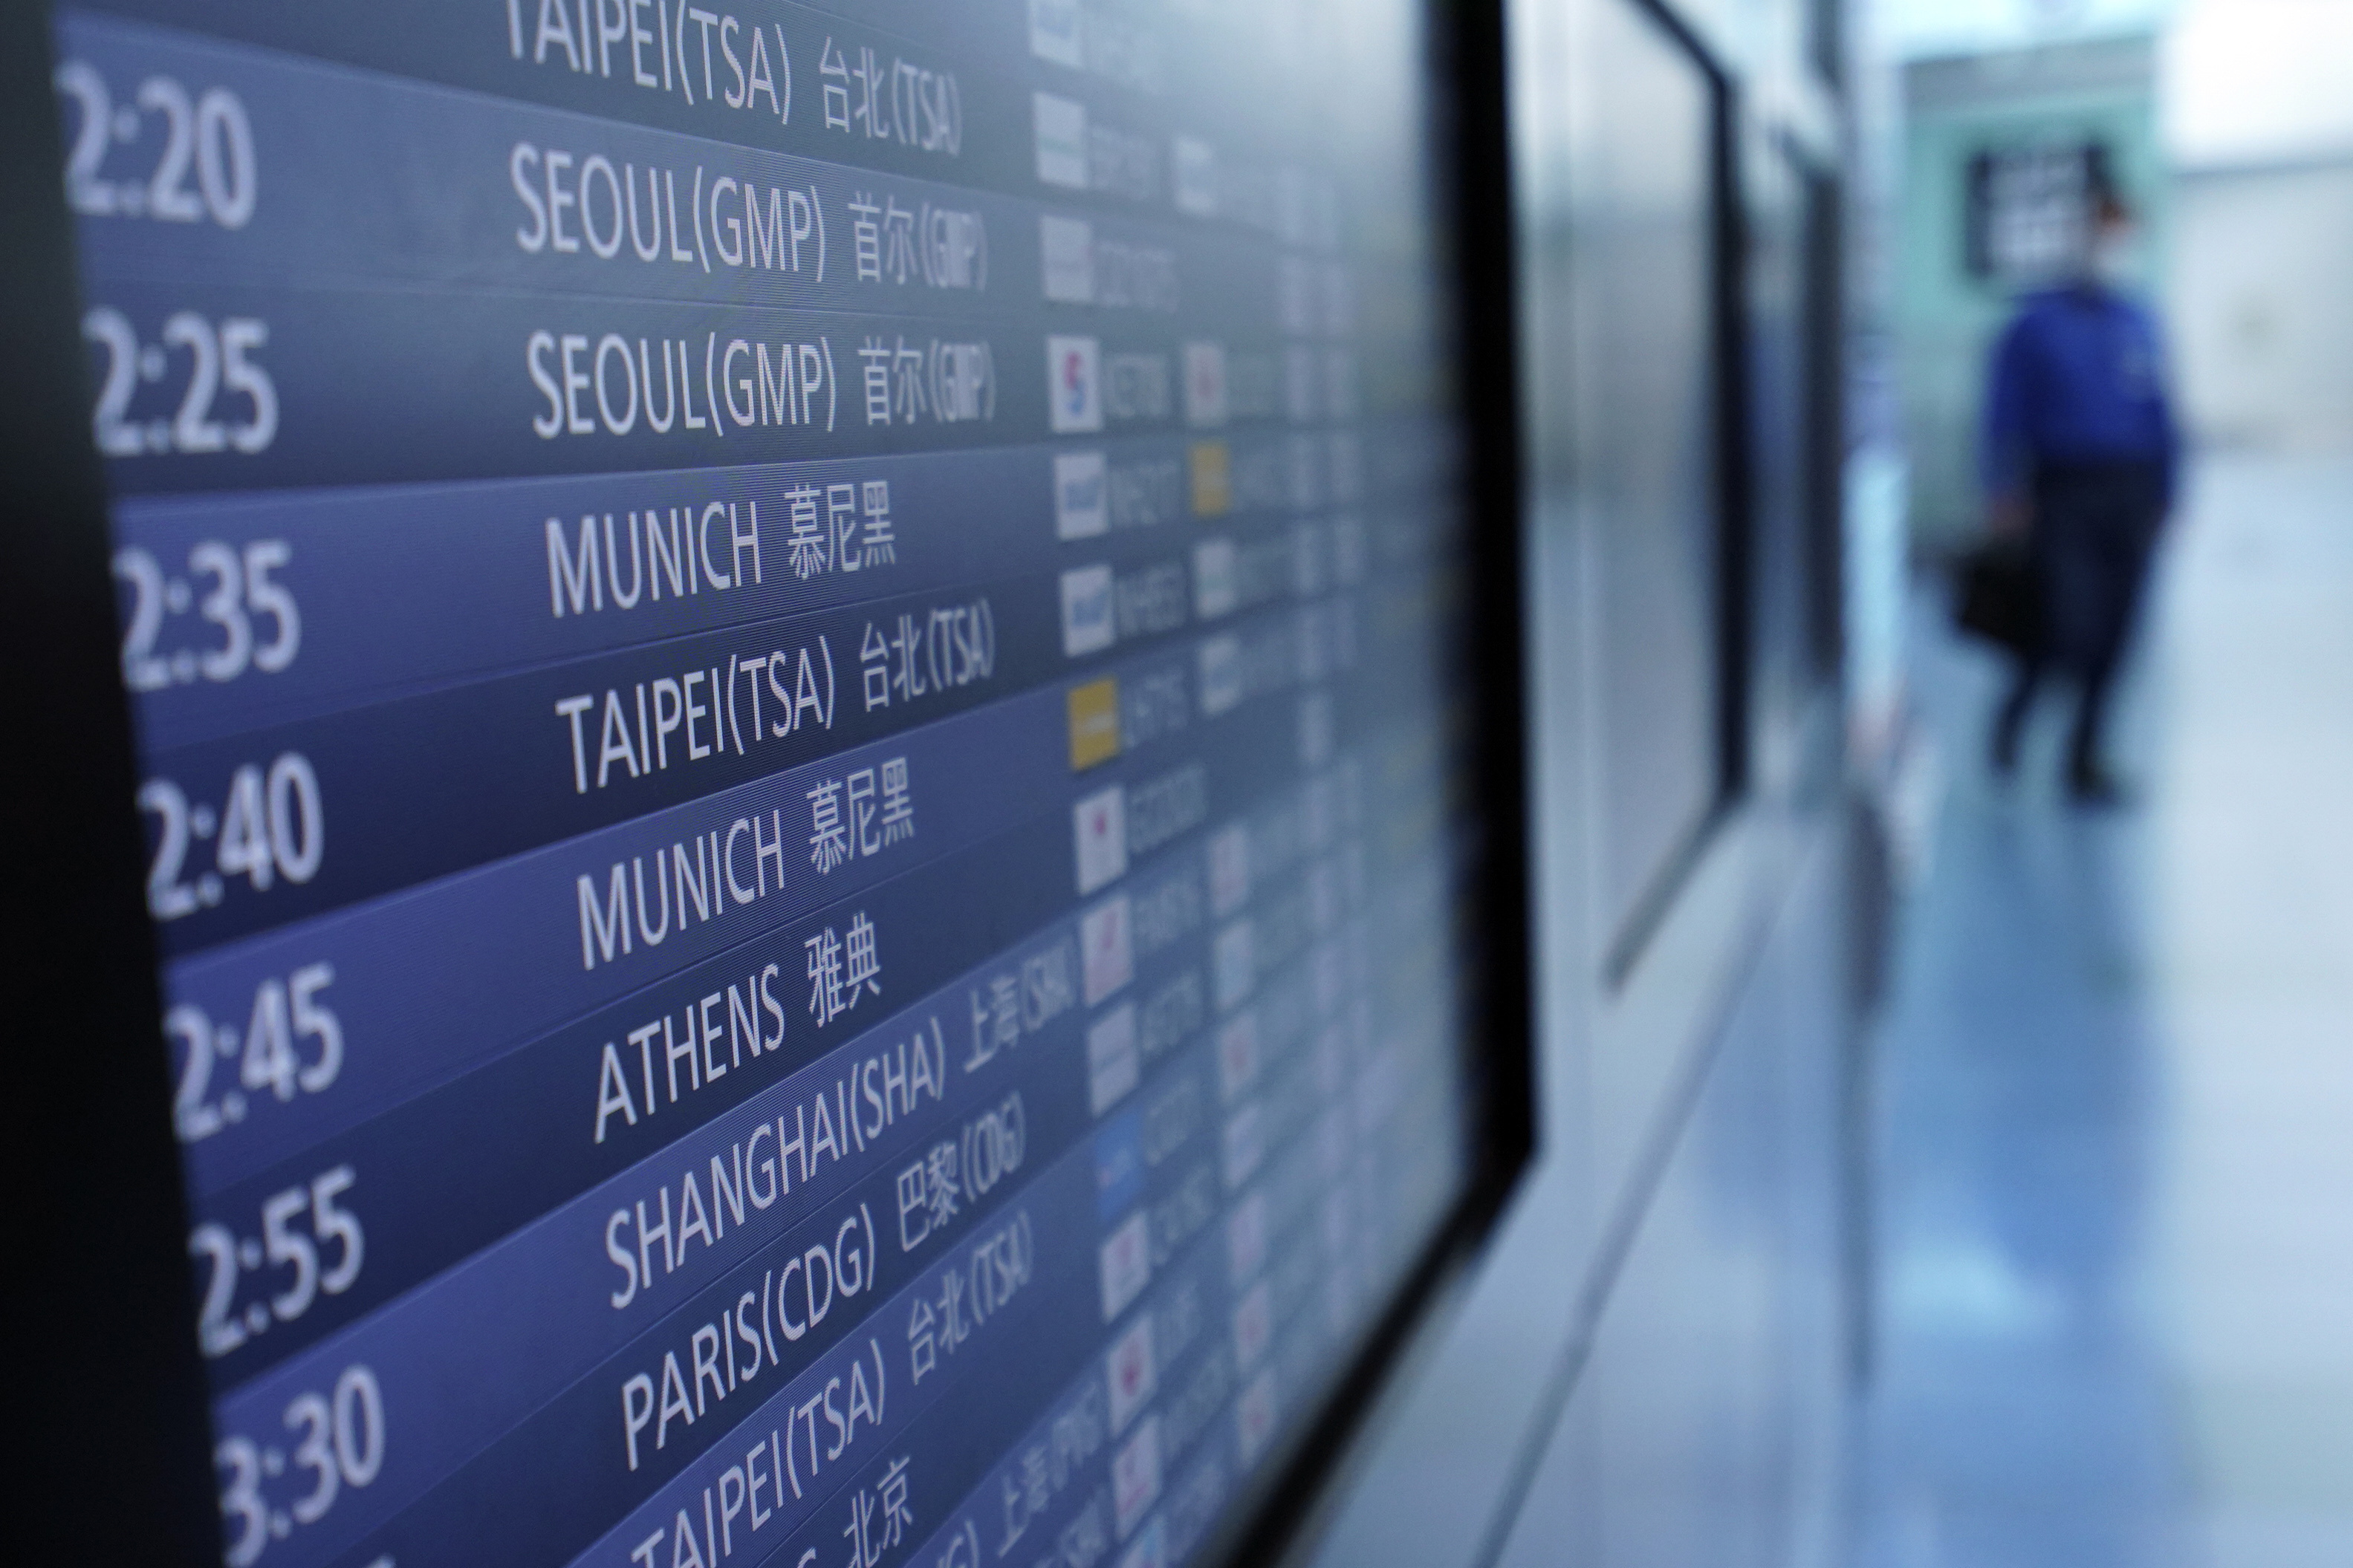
1981,190,2178,804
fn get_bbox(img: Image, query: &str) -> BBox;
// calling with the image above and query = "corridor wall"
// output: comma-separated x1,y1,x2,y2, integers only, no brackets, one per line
1287,0,1872,1564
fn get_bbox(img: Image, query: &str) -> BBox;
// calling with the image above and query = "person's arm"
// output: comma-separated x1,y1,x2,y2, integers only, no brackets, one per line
1981,313,2036,537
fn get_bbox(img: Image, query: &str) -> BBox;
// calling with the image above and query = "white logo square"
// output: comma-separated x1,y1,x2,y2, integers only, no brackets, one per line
1197,633,1242,716
1207,823,1251,917
1074,784,1129,895
1082,894,1135,1005
1112,1416,1163,1538
1048,334,1105,433
1117,1520,1167,1568
1034,93,1089,189
1221,1101,1265,1191
1028,0,1084,67
1236,1370,1277,1467
1061,563,1116,657
1106,1312,1158,1434
1227,1191,1268,1283
1172,136,1217,217
1099,1208,1150,1321
1042,214,1096,304
1231,1279,1273,1371
1088,1003,1141,1116
1212,917,1254,1012
1182,341,1228,427
1054,450,1109,539
1216,1011,1259,1102
1192,538,1238,620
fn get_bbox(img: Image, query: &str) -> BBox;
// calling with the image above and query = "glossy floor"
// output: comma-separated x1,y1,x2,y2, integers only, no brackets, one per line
1851,452,2353,1568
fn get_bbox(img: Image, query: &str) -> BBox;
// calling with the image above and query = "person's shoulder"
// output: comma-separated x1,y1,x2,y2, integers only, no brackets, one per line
2008,286,2080,322
1999,287,2071,344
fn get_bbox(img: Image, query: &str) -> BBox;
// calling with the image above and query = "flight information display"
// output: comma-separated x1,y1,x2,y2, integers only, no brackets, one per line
51,2,1495,1565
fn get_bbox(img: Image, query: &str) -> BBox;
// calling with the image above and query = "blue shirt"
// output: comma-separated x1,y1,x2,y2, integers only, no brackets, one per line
1981,284,2178,505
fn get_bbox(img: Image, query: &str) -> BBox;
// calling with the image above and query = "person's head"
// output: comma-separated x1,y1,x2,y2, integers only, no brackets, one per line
2083,191,2138,285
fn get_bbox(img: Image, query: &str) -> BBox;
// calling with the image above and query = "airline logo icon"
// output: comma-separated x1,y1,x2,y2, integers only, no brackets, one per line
1099,1209,1150,1321
1041,214,1095,303
1106,1313,1158,1434
1236,1370,1277,1465
1232,1279,1273,1371
1094,1110,1144,1218
1028,0,1084,66
1192,538,1238,619
1120,1520,1169,1568
1198,633,1242,716
1222,1101,1265,1190
1033,93,1089,189
1182,341,1228,427
1059,564,1116,657
1227,1191,1268,1283
1207,822,1251,915
1047,334,1103,433
1216,1011,1260,1101
1189,440,1231,516
1285,344,1321,422
1073,784,1129,894
1054,450,1109,539
1088,1001,1140,1115
1213,917,1254,1012
1279,255,1317,335
1067,677,1123,770
1172,135,1218,217
1111,1417,1163,1538
1082,893,1135,1005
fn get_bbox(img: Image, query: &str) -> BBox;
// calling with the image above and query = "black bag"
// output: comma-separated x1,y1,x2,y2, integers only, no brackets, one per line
1953,539,2040,655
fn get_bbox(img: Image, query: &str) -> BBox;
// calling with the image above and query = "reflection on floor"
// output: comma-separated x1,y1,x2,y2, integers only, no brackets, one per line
1851,452,2353,1568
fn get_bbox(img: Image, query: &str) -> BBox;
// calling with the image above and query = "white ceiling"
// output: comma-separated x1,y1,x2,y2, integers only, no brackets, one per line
2164,0,2353,166
1880,0,2353,166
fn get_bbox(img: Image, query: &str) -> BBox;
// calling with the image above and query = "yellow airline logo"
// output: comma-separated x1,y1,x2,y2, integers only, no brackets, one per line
1067,678,1122,770
1189,441,1232,518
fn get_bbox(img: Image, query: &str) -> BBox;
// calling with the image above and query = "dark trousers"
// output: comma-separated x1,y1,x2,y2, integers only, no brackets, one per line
1995,461,2166,779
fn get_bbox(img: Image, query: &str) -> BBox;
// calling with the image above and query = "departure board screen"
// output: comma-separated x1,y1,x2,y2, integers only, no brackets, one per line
50,2,1499,1565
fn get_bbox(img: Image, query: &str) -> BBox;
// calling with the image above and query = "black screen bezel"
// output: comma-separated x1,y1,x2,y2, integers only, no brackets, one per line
6,1,1536,1561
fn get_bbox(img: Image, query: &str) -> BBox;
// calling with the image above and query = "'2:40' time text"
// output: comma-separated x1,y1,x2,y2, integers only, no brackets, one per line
141,749,322,921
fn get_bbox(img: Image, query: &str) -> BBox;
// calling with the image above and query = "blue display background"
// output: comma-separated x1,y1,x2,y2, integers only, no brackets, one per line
52,3,1487,1567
